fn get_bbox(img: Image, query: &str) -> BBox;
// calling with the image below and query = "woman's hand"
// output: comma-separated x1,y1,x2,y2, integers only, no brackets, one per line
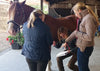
67,50,71,53
52,41,56,47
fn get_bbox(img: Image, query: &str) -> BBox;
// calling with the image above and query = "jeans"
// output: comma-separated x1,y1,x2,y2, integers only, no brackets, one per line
57,52,78,71
26,58,48,71
77,47,93,71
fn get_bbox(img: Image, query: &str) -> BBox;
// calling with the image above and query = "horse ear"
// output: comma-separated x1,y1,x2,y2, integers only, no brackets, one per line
21,0,26,5
10,1,13,5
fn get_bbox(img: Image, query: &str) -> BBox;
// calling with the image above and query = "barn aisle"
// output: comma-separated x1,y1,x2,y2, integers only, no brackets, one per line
0,37,100,71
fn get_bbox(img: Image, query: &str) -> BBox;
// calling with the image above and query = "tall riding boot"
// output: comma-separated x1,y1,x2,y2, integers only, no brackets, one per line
57,57,65,71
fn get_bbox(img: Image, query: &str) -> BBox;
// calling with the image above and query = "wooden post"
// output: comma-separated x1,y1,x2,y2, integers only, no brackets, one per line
48,4,50,14
95,5,98,17
41,0,43,11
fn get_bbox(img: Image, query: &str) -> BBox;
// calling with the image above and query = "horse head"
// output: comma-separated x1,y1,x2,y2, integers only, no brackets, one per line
7,0,34,35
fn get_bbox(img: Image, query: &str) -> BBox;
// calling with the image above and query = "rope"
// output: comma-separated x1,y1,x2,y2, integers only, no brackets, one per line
66,43,70,50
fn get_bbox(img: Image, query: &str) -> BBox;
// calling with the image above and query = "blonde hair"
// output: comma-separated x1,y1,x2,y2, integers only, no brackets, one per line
72,2,100,26
27,9,44,28
57,27,68,41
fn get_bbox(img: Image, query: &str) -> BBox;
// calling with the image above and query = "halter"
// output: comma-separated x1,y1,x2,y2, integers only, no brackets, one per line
7,20,19,26
7,3,25,29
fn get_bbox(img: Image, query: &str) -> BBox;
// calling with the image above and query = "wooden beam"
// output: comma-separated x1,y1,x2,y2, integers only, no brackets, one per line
13,0,19,1
41,0,43,11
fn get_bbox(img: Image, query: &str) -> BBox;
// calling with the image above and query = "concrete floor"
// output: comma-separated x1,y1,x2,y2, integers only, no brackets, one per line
0,37,100,71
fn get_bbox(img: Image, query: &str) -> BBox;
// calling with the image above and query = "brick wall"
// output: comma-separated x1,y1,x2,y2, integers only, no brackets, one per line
0,3,9,32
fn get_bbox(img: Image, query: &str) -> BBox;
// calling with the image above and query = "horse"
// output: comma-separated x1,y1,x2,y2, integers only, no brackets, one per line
7,1,77,71
7,1,77,41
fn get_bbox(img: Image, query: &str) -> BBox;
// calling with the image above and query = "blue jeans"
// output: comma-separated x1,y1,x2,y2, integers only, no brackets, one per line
77,47,93,71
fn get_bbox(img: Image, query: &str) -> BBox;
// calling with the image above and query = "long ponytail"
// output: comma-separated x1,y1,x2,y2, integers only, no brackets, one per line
27,11,35,28
85,5,100,26
72,2,100,27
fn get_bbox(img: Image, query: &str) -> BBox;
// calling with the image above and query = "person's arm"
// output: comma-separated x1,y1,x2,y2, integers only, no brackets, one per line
76,17,96,41
65,30,77,43
55,40,64,48
53,39,65,48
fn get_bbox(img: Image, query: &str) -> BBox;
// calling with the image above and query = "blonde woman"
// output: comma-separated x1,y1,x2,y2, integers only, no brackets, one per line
61,2,100,71
22,9,53,71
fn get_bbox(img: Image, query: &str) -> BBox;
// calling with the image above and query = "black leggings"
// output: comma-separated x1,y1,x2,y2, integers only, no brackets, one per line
26,58,48,71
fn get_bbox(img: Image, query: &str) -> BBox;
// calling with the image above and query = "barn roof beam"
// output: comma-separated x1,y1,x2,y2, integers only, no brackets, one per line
13,0,19,1
45,0,67,5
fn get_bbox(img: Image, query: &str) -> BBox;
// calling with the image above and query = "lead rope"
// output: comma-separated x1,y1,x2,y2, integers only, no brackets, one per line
65,18,79,51
66,43,70,50
76,18,79,30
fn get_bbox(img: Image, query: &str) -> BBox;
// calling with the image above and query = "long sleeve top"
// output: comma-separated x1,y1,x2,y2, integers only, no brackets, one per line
65,9,97,52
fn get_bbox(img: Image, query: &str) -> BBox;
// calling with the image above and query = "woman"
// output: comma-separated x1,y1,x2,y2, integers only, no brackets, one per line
22,9,53,71
53,27,78,71
62,2,100,71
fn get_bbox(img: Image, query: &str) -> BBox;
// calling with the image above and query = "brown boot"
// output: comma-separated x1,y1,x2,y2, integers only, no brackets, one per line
57,57,65,71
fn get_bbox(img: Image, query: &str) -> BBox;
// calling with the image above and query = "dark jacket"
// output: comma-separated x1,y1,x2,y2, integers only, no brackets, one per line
22,18,53,62
55,38,77,53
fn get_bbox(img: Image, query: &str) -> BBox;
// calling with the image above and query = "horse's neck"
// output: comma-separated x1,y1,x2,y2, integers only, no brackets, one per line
23,5,35,23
